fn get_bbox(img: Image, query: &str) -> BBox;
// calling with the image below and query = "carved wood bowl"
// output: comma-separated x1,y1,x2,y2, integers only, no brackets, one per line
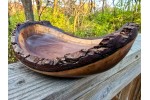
11,21,139,77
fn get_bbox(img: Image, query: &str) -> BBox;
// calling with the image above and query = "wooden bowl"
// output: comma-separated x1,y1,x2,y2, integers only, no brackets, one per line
11,21,139,77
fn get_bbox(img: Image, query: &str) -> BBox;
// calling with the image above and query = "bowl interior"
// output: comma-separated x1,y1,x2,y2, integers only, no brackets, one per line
18,24,101,59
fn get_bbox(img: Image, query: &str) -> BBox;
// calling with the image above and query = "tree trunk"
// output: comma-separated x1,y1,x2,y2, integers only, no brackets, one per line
35,0,42,21
73,11,79,32
93,0,96,12
90,0,93,13
112,0,116,30
102,0,105,13
21,0,34,21
53,0,58,15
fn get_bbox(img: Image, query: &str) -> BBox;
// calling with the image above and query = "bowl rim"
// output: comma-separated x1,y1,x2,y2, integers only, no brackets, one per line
11,21,139,73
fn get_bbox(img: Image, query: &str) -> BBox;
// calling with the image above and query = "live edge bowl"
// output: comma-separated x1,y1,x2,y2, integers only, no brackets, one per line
11,21,139,77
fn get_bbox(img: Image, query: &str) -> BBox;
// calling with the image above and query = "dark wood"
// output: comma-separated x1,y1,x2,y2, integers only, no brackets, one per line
11,21,139,77
26,34,94,59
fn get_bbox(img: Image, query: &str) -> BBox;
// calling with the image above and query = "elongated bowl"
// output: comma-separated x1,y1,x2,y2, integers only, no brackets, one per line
11,21,139,77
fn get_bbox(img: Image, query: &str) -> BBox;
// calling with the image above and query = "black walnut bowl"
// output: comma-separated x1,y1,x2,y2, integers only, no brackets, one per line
11,21,139,77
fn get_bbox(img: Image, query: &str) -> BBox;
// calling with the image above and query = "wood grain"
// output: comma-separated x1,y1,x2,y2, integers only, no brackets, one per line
112,74,141,100
12,21,139,75
8,34,141,100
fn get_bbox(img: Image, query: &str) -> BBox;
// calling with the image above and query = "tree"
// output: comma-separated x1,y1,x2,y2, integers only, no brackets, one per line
35,0,42,21
102,0,105,13
72,0,87,32
21,0,34,21
53,0,58,15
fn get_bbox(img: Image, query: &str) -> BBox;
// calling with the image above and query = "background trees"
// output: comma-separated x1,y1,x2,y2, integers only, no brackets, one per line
21,0,34,21
8,0,141,63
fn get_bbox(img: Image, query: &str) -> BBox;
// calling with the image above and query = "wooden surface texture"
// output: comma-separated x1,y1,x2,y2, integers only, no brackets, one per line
8,34,141,100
